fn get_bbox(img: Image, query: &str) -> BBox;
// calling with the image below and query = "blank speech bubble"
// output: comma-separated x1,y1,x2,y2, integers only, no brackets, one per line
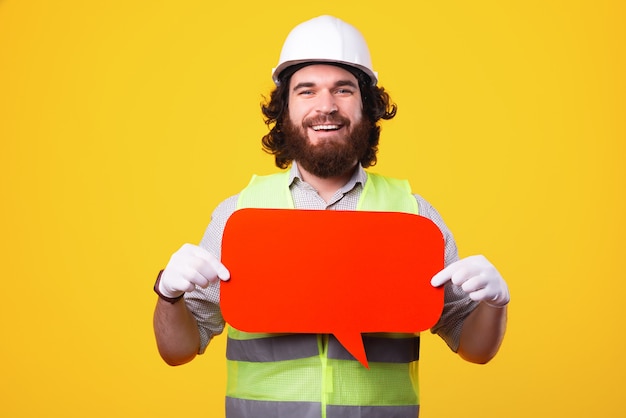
221,208,444,368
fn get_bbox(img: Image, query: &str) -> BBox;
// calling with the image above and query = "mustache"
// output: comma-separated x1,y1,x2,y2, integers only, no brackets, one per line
303,115,351,127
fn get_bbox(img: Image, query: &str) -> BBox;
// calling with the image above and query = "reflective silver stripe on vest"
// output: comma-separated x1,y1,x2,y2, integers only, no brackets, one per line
226,398,419,418
227,333,419,364
226,397,321,418
327,404,420,418
226,334,319,362
328,335,420,363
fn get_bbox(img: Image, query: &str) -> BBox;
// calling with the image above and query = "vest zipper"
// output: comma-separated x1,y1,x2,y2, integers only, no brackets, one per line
318,334,331,418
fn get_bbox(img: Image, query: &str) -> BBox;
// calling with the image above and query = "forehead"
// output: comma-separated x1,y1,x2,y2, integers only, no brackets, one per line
289,64,359,88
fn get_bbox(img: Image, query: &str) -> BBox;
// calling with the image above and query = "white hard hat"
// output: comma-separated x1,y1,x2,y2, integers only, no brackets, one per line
272,15,378,86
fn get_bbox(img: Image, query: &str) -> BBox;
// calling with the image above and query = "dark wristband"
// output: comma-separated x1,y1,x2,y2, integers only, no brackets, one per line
153,269,184,304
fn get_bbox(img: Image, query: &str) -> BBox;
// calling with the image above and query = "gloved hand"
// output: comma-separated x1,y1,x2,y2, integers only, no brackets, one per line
430,255,510,308
158,243,230,299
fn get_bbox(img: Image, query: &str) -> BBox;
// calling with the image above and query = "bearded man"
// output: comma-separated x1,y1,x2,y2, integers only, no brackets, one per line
153,15,509,418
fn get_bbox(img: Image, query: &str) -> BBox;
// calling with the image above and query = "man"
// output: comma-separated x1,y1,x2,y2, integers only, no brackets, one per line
153,15,509,418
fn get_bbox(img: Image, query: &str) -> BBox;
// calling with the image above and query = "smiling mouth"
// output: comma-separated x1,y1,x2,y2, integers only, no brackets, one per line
311,124,341,131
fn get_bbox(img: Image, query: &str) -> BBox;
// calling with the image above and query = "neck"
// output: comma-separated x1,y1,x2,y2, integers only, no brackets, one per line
297,163,358,203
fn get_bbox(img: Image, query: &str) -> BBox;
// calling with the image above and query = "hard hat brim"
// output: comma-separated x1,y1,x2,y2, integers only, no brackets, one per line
272,60,378,86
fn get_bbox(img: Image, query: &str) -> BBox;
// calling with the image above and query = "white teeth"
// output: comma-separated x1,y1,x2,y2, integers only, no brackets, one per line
312,124,339,131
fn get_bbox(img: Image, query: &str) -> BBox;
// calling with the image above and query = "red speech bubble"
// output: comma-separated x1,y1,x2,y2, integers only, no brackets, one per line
221,208,444,368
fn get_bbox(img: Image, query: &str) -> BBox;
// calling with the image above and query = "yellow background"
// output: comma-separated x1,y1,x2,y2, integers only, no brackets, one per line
1,0,624,417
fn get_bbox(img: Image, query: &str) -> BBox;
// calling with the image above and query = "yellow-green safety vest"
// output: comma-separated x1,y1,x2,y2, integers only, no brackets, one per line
226,171,422,418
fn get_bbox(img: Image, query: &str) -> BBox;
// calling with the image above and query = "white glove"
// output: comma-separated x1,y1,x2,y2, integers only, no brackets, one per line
430,255,510,308
159,243,230,299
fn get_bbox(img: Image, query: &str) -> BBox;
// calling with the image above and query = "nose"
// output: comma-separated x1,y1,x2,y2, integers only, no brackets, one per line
316,90,338,114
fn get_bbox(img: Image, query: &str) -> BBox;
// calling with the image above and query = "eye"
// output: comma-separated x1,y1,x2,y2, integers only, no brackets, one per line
336,88,354,95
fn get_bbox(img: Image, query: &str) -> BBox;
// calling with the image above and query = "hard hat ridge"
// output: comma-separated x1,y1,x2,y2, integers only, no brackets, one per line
272,15,378,86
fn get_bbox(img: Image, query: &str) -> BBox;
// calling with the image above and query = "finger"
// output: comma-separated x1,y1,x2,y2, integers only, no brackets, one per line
431,258,482,287
190,247,230,283
159,271,196,295
216,262,230,281
431,264,454,287
460,275,489,294
467,287,495,303
206,257,231,282
195,247,230,281
181,265,213,288
171,276,197,293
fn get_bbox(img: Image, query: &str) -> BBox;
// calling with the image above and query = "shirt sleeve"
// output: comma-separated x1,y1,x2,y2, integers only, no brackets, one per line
183,194,239,354
414,194,480,352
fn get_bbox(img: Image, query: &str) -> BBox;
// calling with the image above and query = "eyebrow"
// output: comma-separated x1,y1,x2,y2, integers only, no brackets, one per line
292,79,359,92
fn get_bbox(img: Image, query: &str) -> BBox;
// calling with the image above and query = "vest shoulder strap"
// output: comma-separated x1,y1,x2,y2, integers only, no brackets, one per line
237,171,294,209
358,172,418,214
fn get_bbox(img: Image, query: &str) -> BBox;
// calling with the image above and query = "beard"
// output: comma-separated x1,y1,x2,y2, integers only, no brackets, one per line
282,115,373,178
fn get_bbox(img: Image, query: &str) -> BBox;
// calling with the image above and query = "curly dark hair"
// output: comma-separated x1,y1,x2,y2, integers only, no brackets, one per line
261,63,397,169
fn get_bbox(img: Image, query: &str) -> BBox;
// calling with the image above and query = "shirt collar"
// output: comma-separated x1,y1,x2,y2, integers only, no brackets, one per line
289,161,367,192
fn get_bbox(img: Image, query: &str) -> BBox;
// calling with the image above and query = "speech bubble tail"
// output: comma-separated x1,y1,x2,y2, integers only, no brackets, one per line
334,332,369,369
